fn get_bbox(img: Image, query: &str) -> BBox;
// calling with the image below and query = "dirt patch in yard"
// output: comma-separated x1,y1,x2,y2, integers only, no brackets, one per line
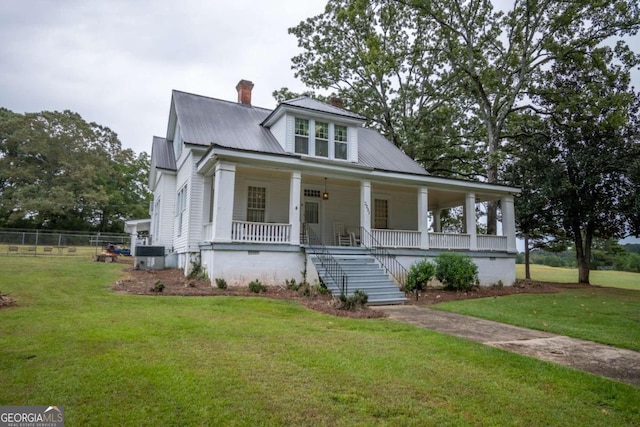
112,267,386,319
112,267,590,318
408,280,591,306
0,291,16,309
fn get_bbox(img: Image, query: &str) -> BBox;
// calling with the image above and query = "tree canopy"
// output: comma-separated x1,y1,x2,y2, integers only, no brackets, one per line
286,0,640,233
507,46,640,283
0,108,150,232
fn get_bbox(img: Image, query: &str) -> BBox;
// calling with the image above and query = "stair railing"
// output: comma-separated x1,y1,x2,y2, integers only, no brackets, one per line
303,224,349,296
359,226,409,287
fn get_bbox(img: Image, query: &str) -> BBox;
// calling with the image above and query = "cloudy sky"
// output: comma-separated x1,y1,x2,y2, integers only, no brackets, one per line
0,0,327,154
1,1,638,156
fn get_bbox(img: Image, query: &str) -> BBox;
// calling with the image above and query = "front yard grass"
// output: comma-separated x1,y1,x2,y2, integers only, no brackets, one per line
1,258,639,426
435,285,640,351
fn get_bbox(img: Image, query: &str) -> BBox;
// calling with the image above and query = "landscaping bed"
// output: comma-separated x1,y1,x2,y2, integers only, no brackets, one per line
112,267,588,318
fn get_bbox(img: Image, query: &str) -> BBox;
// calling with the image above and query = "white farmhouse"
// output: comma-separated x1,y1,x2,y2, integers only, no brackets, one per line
130,80,520,304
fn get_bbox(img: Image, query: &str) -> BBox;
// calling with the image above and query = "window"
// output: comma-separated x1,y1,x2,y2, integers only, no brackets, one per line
374,198,388,229
294,118,309,154
176,185,187,235
247,186,266,222
305,201,319,224
334,125,348,160
315,121,329,157
293,117,349,161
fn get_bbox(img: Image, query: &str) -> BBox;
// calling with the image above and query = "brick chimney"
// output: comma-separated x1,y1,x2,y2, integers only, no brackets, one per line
329,96,344,109
236,79,254,106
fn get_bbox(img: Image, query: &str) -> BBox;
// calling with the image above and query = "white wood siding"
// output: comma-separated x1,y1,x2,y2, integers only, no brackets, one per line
319,181,360,244
188,156,205,250
153,172,176,248
173,152,192,252
348,126,358,162
376,187,418,230
285,115,294,152
270,115,287,151
233,170,290,223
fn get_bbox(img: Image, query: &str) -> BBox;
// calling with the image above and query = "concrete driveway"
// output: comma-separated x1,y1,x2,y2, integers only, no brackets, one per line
372,305,640,387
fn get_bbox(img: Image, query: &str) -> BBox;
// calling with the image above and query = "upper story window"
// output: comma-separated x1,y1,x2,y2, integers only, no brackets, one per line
294,118,309,154
315,121,329,157
293,117,349,161
334,125,348,160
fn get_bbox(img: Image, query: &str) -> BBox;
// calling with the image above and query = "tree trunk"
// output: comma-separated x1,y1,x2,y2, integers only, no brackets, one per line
486,126,499,235
524,235,531,280
574,228,592,284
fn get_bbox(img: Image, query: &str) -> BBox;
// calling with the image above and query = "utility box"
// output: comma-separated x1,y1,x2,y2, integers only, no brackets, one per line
135,246,165,270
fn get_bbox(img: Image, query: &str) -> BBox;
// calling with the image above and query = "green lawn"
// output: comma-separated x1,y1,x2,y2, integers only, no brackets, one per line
1,258,639,426
433,264,640,351
516,264,640,290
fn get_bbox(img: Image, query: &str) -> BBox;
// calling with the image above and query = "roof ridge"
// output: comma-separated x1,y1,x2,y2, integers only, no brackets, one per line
172,89,274,112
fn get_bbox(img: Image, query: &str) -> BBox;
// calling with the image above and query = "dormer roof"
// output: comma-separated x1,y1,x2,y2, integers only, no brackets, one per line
261,96,366,127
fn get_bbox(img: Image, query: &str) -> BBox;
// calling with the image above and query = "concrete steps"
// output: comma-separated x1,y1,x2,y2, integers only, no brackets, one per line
310,253,407,305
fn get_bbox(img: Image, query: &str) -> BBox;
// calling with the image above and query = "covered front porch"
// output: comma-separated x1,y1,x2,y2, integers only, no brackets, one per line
199,161,517,253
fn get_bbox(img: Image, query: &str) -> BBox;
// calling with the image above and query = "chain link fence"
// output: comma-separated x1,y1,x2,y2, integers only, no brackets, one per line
0,228,130,256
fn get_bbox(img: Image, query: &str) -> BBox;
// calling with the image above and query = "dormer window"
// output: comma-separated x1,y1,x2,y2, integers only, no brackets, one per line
294,118,309,154
292,117,351,161
335,125,348,160
315,121,329,157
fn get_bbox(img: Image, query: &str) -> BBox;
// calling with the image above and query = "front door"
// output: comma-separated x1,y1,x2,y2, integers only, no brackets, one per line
303,197,322,244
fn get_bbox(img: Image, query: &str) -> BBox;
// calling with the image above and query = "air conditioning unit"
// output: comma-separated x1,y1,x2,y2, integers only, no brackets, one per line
135,246,165,270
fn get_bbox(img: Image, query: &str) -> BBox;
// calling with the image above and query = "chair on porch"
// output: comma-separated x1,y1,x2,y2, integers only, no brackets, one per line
333,222,351,246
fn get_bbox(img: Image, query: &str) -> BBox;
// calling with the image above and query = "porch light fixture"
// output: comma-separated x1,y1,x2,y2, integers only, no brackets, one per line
323,177,329,200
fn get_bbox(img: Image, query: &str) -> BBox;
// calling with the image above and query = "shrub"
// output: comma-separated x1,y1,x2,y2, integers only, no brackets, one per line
285,278,301,291
314,282,332,295
338,289,368,310
215,278,228,289
188,255,208,281
152,280,165,293
404,259,436,300
248,279,267,293
435,253,479,291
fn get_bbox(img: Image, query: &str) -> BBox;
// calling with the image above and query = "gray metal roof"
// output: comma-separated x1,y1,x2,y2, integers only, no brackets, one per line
170,90,427,175
357,128,428,175
173,90,285,154
280,96,366,121
151,136,176,171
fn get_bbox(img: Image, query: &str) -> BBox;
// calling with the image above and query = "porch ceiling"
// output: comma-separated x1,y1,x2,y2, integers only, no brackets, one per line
226,161,513,212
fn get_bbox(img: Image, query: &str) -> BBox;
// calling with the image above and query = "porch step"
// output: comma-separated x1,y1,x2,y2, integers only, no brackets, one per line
309,253,407,305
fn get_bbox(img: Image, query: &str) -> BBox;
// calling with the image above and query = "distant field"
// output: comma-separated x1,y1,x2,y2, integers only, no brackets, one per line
516,264,640,290
0,244,101,257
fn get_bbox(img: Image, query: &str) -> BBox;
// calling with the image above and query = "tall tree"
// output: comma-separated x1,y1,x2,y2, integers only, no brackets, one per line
288,0,482,178
512,46,640,284
0,109,150,231
289,0,640,233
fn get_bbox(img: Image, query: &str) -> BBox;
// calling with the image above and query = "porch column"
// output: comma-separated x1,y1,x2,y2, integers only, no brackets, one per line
501,195,517,253
360,180,371,246
433,209,442,233
418,187,429,249
465,192,477,251
212,161,236,243
289,171,301,245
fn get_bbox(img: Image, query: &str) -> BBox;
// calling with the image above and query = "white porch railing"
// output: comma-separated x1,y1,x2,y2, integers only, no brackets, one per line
231,221,291,243
477,234,508,251
371,229,421,248
429,232,471,250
